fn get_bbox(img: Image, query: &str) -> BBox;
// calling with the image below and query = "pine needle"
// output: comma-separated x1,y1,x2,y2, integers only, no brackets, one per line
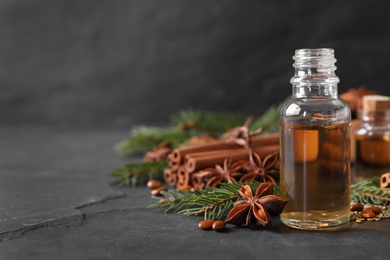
351,177,390,206
114,126,190,157
249,104,280,133
170,109,248,134
109,160,168,187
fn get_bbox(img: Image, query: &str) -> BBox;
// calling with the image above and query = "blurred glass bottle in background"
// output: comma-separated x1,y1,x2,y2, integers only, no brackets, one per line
354,95,390,182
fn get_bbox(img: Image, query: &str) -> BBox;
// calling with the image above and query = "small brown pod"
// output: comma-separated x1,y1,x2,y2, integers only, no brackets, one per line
177,185,194,191
212,220,226,231
151,187,167,196
361,210,375,219
147,179,163,189
350,203,364,212
198,220,214,230
366,206,382,215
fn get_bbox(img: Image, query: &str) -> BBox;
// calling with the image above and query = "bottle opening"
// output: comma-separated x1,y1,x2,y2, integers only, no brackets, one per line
293,48,337,69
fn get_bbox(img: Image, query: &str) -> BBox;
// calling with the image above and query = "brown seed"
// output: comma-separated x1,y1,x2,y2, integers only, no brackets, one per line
147,180,163,189
366,206,382,215
177,185,193,191
198,220,214,230
212,220,226,231
350,203,364,212
361,210,375,219
151,187,167,196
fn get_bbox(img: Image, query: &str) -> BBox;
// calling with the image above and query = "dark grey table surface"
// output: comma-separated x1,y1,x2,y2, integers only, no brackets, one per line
0,126,389,260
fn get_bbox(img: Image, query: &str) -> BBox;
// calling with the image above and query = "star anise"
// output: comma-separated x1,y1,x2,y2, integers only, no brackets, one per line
200,159,248,188
240,151,279,184
143,141,172,162
225,183,287,228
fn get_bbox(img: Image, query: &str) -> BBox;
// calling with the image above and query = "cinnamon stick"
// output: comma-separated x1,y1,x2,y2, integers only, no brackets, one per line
184,145,279,173
185,150,249,173
248,133,280,146
171,133,279,165
164,168,178,187
167,153,180,171
176,166,192,187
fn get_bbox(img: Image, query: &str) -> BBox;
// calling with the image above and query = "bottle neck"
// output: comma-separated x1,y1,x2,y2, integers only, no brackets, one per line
291,48,339,98
291,78,339,98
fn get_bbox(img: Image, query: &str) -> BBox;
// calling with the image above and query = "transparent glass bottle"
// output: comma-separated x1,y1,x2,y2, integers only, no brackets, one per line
279,48,351,230
354,95,390,182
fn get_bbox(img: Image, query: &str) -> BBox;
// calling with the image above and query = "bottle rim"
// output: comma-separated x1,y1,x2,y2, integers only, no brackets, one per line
295,48,334,56
293,48,337,68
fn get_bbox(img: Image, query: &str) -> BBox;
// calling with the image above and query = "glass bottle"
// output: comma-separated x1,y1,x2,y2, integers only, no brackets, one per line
354,95,390,182
279,48,351,230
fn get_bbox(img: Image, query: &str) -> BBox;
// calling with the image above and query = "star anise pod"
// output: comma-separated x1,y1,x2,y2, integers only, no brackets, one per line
143,141,172,162
240,151,279,184
201,159,248,188
225,183,287,228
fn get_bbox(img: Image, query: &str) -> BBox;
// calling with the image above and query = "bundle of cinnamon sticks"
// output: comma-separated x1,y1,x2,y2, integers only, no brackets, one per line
164,133,280,189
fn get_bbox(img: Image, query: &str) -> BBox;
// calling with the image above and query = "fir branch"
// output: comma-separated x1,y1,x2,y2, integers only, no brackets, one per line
351,177,390,206
171,109,248,134
148,181,279,220
249,104,280,133
109,160,168,187
114,126,191,157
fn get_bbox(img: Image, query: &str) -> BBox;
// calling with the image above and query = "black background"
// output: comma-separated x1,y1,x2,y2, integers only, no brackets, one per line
1,0,390,129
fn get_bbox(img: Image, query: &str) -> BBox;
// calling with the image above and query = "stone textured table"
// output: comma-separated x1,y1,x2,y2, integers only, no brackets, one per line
0,127,389,260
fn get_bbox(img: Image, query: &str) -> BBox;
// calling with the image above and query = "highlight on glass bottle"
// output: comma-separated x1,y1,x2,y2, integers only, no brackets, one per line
279,48,351,230
354,95,390,182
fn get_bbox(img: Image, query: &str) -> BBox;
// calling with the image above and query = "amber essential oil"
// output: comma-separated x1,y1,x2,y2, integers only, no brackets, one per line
354,135,390,181
356,135,390,165
279,122,351,230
